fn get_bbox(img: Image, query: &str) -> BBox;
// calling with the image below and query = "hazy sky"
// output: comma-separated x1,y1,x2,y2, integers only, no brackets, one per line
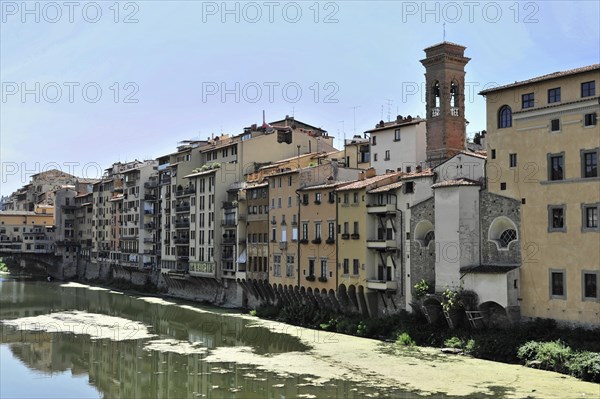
1,1,599,196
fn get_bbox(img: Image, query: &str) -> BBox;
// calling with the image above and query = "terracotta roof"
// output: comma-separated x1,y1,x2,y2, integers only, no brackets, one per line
78,178,100,184
400,169,435,180
424,41,467,51
431,178,482,189
460,265,519,274
458,150,487,160
336,172,402,191
479,64,600,94
184,168,218,179
368,181,403,193
364,118,424,133
0,211,44,216
299,181,351,191
246,182,269,189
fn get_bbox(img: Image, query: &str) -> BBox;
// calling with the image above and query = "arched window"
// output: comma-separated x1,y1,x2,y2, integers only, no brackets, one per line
499,229,517,248
415,220,435,248
423,230,435,247
498,105,512,128
488,216,518,250
432,81,441,108
450,81,458,108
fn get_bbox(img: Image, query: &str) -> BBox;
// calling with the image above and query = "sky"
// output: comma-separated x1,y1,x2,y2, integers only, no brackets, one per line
1,0,599,196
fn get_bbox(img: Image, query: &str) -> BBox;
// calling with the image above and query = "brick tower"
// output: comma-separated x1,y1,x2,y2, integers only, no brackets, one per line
420,42,470,166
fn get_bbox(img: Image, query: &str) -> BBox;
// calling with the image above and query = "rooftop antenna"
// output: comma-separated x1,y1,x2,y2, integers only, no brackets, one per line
339,120,345,148
292,107,295,118
350,105,360,135
380,105,384,121
443,22,446,42
385,99,393,122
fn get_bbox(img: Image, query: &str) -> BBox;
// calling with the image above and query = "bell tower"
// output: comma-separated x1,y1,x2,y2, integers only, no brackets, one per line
420,42,470,166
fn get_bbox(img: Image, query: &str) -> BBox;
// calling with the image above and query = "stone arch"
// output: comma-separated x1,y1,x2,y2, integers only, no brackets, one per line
431,80,441,109
347,284,359,310
479,301,509,328
488,216,518,250
498,105,512,129
415,220,435,248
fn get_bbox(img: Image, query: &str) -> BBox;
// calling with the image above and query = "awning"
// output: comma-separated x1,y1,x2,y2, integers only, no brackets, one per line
237,248,247,264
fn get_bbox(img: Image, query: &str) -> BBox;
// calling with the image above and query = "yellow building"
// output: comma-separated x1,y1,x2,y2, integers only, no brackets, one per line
336,169,402,316
0,209,54,254
480,64,600,326
298,182,346,293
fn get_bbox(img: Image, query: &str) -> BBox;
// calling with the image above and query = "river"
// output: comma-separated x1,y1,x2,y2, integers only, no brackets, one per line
1,276,597,399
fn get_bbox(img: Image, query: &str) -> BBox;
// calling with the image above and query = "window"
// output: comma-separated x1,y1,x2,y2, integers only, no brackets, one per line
498,105,512,128
328,222,335,239
288,175,292,186
394,129,401,141
491,149,496,159
385,150,390,161
548,87,561,103
499,229,517,248
582,272,598,300
353,221,359,234
343,193,349,204
582,204,599,231
308,259,315,277
549,269,566,299
550,119,560,132
315,193,322,203
301,222,308,240
548,205,566,232
548,153,564,181
404,181,414,194
373,153,378,162
320,259,327,278
522,93,534,109
509,153,517,168
302,193,309,204
342,259,349,275
353,259,360,275
271,227,276,242
314,222,321,239
273,255,281,276
353,193,359,203
581,81,595,97
286,255,294,277
584,113,597,127
500,182,507,190
372,136,377,145
581,149,598,178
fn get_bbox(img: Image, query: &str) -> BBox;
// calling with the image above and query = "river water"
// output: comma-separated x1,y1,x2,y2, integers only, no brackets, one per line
1,276,598,399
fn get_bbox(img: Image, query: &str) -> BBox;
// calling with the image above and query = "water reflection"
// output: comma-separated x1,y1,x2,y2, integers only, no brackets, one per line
1,280,420,399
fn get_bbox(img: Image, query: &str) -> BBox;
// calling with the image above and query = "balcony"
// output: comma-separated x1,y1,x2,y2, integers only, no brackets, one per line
367,239,397,250
326,238,335,244
299,239,309,244
431,107,440,117
305,275,315,282
366,280,398,291
222,201,238,209
160,177,171,185
351,233,360,239
125,180,137,187
223,237,236,245
144,194,157,202
174,237,189,245
311,238,322,244
175,187,194,197
451,107,460,116
143,237,154,243
144,209,155,215
367,204,396,214
144,181,158,189
175,221,190,229
318,276,328,283
144,223,156,229
221,252,234,261
175,204,190,213
189,262,216,277
222,220,236,227
341,233,350,240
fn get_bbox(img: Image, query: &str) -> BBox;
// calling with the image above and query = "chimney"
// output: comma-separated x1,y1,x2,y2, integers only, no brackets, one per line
358,171,366,181
416,165,422,173
365,167,376,178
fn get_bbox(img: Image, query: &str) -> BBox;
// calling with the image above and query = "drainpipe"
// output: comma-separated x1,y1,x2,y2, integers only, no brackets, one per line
295,188,301,288
390,192,403,297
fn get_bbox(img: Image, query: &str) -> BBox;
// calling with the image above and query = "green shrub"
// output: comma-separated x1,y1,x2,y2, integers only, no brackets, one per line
396,332,415,346
444,336,463,349
249,309,257,316
413,279,431,300
517,340,573,373
567,351,600,383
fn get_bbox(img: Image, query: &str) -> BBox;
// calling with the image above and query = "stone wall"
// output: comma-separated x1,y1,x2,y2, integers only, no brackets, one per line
479,191,521,266
410,197,436,293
